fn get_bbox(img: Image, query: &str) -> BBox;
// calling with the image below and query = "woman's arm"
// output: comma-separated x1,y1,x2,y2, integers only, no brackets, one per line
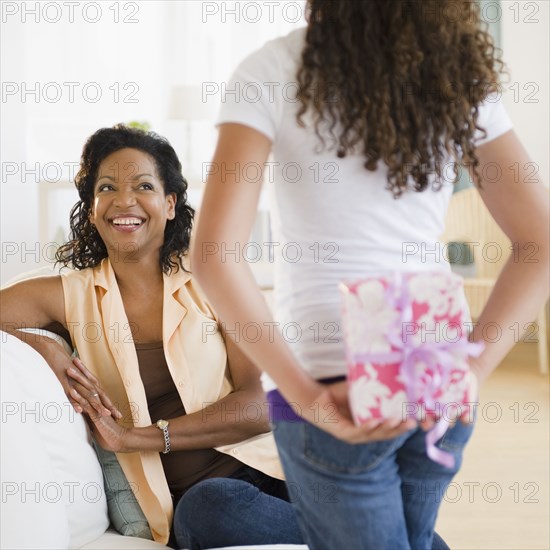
468,129,550,381
69,325,272,452
1,276,66,333
1,277,77,384
1,277,120,417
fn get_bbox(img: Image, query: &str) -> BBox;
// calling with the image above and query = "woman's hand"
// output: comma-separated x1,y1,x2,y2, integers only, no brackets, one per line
291,379,417,444
65,356,122,419
53,348,122,419
72,390,130,453
32,335,122,419
67,361,128,452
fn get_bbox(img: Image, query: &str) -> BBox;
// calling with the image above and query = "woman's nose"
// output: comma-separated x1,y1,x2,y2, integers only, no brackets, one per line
113,187,137,207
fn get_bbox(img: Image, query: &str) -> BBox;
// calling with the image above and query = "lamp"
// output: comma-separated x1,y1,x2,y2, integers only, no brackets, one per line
169,85,217,179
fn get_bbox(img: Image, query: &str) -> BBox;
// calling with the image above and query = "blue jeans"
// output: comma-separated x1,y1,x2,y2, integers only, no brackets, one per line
272,420,474,550
172,464,303,549
172,462,452,550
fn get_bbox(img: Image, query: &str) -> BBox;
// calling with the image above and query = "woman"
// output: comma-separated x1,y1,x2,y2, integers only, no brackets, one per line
0,125,303,549
191,1,550,549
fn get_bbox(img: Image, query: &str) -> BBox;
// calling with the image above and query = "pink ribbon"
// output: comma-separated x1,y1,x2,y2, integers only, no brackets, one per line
350,272,484,468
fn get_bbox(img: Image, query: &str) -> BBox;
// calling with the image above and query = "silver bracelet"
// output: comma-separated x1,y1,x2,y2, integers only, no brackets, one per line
155,419,171,454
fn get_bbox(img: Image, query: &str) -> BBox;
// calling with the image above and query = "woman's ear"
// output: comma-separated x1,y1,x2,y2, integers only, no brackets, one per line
166,193,176,220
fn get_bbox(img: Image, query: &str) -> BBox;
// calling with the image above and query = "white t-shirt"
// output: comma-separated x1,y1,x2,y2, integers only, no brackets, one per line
217,27,513,390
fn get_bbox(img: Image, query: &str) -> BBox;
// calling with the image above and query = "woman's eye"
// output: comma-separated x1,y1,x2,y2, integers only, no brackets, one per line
97,184,114,192
139,183,154,190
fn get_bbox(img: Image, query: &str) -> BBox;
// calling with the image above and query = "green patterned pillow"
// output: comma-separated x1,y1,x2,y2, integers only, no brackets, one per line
92,441,153,540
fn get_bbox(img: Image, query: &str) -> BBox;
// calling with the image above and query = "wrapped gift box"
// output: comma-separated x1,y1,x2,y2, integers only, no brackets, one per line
340,271,482,424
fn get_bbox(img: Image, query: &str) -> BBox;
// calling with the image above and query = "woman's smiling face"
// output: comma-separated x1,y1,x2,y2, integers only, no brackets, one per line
90,147,176,263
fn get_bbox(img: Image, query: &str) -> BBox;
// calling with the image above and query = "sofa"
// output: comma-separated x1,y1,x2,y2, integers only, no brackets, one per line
1,331,168,549
0,331,308,550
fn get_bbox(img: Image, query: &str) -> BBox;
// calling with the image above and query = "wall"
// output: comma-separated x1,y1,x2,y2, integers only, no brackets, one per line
1,1,548,284
0,0,305,284
500,0,549,185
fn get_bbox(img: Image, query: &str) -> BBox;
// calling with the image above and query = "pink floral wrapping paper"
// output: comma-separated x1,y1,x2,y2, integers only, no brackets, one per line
340,271,480,424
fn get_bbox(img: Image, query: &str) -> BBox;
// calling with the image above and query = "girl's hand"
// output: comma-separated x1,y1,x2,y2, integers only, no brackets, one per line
460,369,479,424
292,380,417,444
66,357,123,420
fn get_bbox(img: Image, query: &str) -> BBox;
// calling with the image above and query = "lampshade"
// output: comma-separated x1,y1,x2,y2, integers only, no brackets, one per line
169,84,217,121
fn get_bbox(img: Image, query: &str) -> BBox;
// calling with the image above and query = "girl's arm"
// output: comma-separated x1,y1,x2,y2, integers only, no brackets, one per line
188,123,416,443
468,129,550,381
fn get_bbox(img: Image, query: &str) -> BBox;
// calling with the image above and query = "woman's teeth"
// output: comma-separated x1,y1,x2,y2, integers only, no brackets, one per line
112,218,143,225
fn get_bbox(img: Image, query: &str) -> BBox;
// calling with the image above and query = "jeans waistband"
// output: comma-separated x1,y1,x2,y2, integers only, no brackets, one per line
267,376,346,423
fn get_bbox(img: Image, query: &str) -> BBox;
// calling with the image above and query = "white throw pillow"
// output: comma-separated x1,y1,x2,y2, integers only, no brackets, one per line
0,332,109,549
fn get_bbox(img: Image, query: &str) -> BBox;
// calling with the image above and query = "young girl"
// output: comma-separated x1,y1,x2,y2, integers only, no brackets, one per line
192,1,549,548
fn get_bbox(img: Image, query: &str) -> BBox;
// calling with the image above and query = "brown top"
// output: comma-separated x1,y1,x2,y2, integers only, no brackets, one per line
135,342,242,503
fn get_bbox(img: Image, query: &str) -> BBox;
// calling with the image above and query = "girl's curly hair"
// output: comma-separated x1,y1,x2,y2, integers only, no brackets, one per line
297,0,506,197
56,124,194,273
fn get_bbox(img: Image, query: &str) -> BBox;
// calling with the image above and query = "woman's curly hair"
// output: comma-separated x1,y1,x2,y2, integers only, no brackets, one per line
297,0,507,197
56,124,194,273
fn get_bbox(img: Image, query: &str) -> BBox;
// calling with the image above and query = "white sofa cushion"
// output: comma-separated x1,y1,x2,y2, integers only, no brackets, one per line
1,362,70,549
80,529,168,549
0,332,109,549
